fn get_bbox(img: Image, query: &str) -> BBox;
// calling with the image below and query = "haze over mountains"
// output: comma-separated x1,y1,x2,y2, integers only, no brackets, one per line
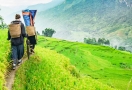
27,0,64,12
0,5,27,22
35,0,132,51
0,0,64,24
0,0,132,51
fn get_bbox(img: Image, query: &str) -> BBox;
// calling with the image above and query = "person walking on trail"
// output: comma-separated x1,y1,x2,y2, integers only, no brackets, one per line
22,9,37,54
27,22,37,54
7,14,26,70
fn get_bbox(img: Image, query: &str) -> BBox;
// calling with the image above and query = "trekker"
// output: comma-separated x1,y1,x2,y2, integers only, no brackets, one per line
27,22,37,54
22,9,37,54
7,14,26,70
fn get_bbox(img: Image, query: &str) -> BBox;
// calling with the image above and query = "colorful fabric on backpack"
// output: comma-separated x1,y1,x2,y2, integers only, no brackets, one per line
29,10,37,25
22,9,37,26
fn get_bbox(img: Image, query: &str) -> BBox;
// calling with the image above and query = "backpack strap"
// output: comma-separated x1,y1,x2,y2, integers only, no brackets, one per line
11,21,21,24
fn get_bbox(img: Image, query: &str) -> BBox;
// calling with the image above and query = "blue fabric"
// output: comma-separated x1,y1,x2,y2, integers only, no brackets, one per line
23,9,30,12
23,15,31,26
29,10,37,20
22,9,37,26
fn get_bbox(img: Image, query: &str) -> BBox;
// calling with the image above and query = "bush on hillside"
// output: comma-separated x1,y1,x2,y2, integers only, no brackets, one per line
118,46,126,51
42,28,56,37
84,37,110,45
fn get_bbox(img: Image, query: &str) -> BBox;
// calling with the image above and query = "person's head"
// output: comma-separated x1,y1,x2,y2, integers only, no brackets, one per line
15,14,21,20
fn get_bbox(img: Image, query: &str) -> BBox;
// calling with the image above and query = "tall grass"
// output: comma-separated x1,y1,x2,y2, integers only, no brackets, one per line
0,30,131,90
13,46,116,90
37,36,132,90
0,30,10,90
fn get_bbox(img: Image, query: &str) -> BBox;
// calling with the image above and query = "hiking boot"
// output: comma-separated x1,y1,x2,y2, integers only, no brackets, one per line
12,64,16,70
17,59,22,66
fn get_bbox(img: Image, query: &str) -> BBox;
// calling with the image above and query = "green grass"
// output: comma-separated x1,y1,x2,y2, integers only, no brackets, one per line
37,36,132,90
0,30,10,90
13,46,115,90
0,30,131,90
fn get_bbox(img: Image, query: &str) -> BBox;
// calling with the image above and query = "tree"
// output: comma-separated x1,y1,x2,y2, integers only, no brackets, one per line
98,38,110,45
98,38,103,45
118,46,126,51
104,40,110,45
84,38,97,45
0,15,8,29
84,37,110,46
92,38,97,44
42,28,56,37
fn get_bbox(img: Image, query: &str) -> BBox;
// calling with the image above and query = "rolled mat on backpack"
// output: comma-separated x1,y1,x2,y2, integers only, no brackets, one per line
22,9,37,36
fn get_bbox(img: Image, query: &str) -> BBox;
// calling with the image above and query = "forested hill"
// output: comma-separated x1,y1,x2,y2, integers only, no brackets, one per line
36,0,132,51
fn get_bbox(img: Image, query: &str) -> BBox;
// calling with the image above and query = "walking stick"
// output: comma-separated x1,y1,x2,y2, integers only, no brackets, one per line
26,38,30,59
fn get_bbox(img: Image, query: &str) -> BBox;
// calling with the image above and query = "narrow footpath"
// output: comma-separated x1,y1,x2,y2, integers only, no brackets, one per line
5,57,28,90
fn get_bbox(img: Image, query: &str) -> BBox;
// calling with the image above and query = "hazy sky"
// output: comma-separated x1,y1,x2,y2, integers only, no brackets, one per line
0,0,52,7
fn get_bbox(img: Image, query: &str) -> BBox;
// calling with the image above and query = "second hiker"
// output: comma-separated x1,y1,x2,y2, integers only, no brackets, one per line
7,14,26,70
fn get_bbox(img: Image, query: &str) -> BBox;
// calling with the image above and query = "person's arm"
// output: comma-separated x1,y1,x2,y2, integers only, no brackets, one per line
7,30,11,40
21,22,27,37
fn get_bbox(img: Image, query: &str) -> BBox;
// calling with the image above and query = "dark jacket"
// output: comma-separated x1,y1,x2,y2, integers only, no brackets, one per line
7,20,26,46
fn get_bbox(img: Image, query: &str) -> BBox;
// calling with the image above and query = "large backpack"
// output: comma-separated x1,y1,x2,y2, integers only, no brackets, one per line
22,11,36,36
9,22,21,38
26,26,36,36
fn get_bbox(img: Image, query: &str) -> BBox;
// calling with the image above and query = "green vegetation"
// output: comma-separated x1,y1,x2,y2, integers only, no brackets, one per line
118,46,126,51
0,30,132,90
84,37,110,45
1,1,132,89
0,16,8,29
0,30,10,90
13,47,115,90
37,0,132,51
42,28,56,37
37,36,132,90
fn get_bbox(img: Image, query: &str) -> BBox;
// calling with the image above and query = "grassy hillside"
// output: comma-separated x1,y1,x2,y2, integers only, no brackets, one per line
36,0,132,50
0,30,131,90
0,30,10,90
37,36,132,90
13,46,115,90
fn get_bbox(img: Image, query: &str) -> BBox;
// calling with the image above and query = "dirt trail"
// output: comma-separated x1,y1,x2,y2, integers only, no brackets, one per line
5,57,28,90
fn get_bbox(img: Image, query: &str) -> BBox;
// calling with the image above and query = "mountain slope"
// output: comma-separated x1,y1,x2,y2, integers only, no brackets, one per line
0,30,115,90
13,46,116,90
37,36,132,90
27,0,65,12
36,0,132,50
0,30,132,90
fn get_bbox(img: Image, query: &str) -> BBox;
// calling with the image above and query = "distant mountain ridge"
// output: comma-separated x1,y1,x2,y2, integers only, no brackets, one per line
27,0,65,12
0,0,64,24
36,0,132,51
